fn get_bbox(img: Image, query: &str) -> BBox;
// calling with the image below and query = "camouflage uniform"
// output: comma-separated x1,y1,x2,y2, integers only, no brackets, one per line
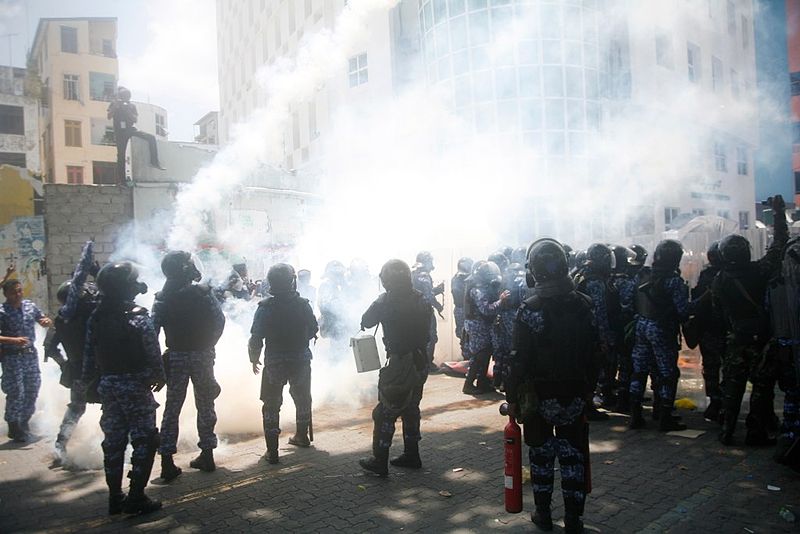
153,289,225,456
83,304,165,496
464,286,502,388
0,300,44,425
412,268,443,363
629,276,691,408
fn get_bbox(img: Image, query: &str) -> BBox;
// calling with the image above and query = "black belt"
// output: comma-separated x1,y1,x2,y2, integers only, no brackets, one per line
2,347,35,356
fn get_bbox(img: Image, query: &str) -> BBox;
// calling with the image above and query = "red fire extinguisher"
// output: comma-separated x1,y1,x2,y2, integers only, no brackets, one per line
499,402,523,513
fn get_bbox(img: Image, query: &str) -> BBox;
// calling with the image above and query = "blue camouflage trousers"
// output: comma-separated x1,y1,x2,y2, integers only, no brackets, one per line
527,397,587,512
1,351,40,424
159,350,221,455
372,365,429,451
426,314,438,363
261,359,312,437
492,312,514,386
98,374,159,488
629,319,680,407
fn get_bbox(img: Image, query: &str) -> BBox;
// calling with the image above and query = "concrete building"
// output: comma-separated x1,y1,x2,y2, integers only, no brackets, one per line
0,66,41,173
216,1,760,244
194,111,219,145
29,17,119,185
789,0,800,204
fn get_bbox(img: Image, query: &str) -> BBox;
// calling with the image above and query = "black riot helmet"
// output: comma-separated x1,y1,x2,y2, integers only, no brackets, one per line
501,246,513,260
379,259,413,293
457,257,474,274
573,250,587,270
475,261,503,288
653,239,684,270
526,238,569,287
611,245,634,274
96,262,147,300
324,260,346,282
415,251,434,272
706,241,722,267
488,251,509,273
511,247,527,265
161,250,201,283
585,243,615,276
719,234,751,266
629,244,648,267
267,263,297,295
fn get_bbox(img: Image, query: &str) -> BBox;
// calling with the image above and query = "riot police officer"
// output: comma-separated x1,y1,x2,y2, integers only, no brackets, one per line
712,195,788,445
318,260,348,354
463,261,509,395
82,262,164,515
249,264,318,464
412,251,444,372
574,243,617,419
691,242,726,421
493,261,526,389
46,241,98,464
359,259,432,476
451,257,473,359
155,251,226,481
505,239,601,534
610,245,636,413
629,240,692,431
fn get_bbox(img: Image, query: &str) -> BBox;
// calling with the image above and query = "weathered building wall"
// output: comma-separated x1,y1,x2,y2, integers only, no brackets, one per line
43,184,133,313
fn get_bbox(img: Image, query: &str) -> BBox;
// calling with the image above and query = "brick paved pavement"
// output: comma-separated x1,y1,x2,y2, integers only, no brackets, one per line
1,350,798,533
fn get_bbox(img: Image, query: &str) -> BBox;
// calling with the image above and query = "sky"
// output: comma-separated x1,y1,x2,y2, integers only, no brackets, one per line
0,0,219,141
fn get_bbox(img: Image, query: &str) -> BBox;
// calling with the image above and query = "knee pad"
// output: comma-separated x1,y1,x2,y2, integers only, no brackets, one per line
132,428,160,450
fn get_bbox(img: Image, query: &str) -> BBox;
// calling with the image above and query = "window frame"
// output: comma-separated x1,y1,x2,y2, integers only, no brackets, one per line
64,119,82,147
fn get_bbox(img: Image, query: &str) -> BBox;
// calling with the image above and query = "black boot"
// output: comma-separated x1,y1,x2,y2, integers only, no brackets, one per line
600,385,617,410
531,493,553,531
703,398,722,422
288,424,311,448
123,441,161,515
8,422,29,443
629,403,646,429
265,433,279,464
658,407,687,432
189,449,216,472
359,447,389,477
564,510,584,534
719,409,737,445
390,441,421,469
105,457,126,516
615,389,631,414
160,454,182,482
462,363,479,395
651,392,661,420
53,434,68,466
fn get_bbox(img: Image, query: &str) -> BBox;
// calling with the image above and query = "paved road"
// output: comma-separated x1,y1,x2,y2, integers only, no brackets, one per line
1,351,798,533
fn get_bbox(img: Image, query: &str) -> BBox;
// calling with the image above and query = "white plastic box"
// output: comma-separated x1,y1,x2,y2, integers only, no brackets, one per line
350,333,381,373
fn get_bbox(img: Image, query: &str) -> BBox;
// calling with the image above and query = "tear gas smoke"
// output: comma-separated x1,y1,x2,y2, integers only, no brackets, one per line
17,0,775,467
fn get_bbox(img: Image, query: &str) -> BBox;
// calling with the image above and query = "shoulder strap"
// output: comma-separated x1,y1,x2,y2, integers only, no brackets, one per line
730,276,765,316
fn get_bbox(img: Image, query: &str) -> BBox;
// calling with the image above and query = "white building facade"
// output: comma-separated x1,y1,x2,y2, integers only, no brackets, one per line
0,66,41,173
216,0,758,246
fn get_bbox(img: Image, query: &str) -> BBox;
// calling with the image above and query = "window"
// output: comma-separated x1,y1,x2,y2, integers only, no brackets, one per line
739,211,750,229
0,152,25,167
66,165,84,184
726,0,736,36
92,161,116,184
65,120,82,147
0,105,24,135
687,42,701,84
712,56,723,92
664,207,680,226
60,26,78,53
730,69,739,99
791,72,800,96
155,114,167,137
89,72,116,101
717,209,730,219
348,53,368,87
63,74,79,101
736,146,748,175
713,141,727,172
655,33,673,69
91,118,115,145
692,208,706,216
741,16,749,48
102,39,115,58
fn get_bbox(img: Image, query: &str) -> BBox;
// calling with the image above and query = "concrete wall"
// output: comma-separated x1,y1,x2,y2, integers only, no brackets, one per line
43,183,132,313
